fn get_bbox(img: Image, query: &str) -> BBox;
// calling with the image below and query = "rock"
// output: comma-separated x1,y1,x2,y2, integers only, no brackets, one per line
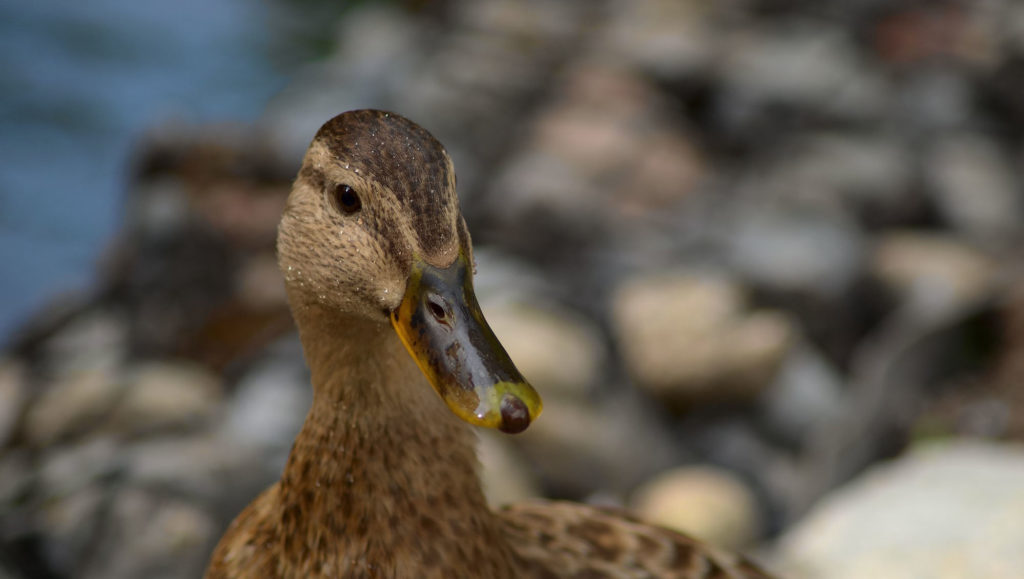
125,434,261,502
717,26,887,120
601,0,715,80
872,231,997,314
39,437,121,499
106,362,222,436
925,133,1023,246
237,253,288,310
777,440,1024,579
756,132,914,214
0,359,27,447
514,395,679,495
42,311,127,376
37,484,107,574
630,465,760,550
484,302,605,401
24,368,122,446
612,274,795,406
726,206,866,300
760,343,846,446
220,342,310,456
477,430,540,508
79,487,216,579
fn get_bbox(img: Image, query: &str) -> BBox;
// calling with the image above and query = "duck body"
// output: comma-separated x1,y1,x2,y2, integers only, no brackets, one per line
204,110,773,579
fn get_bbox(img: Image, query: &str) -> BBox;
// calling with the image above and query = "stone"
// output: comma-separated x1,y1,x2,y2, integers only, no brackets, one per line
42,311,126,376
24,368,122,446
872,231,997,313
717,27,887,120
39,437,120,499
477,430,540,508
513,395,679,495
0,359,27,447
925,133,1023,246
106,362,222,436
726,206,866,300
79,487,217,579
220,349,310,456
237,253,288,310
484,302,605,401
612,274,795,405
601,0,715,79
629,465,760,550
777,440,1024,579
760,343,846,446
125,434,261,502
37,484,107,573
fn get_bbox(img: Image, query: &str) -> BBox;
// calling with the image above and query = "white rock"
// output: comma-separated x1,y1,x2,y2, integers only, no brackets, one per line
630,465,760,550
778,440,1024,579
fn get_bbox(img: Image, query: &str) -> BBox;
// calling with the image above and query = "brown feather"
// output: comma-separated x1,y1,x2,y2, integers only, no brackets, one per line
204,110,776,579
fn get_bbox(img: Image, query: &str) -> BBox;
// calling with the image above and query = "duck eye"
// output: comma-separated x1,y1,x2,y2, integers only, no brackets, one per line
332,184,362,214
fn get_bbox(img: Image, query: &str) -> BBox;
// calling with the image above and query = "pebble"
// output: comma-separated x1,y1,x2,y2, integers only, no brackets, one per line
872,231,997,313
778,441,1024,579
477,430,540,508
24,368,122,447
925,133,1023,246
726,206,866,300
760,343,846,446
484,302,605,401
106,362,222,436
630,465,760,550
612,273,794,406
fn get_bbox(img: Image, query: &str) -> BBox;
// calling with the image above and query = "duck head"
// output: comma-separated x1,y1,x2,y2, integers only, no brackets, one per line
277,109,541,434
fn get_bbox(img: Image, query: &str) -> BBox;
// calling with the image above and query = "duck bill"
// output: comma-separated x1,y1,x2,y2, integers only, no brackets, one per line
390,252,542,434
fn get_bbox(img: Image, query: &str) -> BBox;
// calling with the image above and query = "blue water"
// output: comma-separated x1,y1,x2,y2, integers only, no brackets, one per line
0,0,290,344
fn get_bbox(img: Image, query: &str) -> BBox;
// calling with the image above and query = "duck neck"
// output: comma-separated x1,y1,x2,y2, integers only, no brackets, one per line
278,304,515,571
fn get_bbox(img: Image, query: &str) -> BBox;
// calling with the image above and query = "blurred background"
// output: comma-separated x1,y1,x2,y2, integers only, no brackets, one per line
1,0,1023,577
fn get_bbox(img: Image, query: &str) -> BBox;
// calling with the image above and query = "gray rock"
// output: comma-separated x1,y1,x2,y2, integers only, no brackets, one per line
717,26,888,120
726,206,866,300
612,273,795,405
42,311,126,376
925,133,1023,246
778,440,1024,579
629,465,760,550
106,362,222,436
761,342,846,445
221,347,310,457
24,368,122,447
79,487,216,579
601,0,716,79
125,434,262,502
513,394,679,495
754,132,914,212
39,437,121,499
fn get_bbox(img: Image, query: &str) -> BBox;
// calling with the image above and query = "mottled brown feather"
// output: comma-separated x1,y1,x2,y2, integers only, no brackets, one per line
204,110,776,579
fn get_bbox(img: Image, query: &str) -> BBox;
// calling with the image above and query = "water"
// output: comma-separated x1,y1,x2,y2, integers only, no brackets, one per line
0,0,291,344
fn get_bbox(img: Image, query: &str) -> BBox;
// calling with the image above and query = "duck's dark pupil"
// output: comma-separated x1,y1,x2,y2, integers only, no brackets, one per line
335,184,361,213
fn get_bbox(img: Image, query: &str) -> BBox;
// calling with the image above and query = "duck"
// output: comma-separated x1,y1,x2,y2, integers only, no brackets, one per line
204,109,775,579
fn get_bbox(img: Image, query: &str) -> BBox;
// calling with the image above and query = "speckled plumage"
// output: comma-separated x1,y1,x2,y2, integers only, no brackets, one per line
204,110,774,579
